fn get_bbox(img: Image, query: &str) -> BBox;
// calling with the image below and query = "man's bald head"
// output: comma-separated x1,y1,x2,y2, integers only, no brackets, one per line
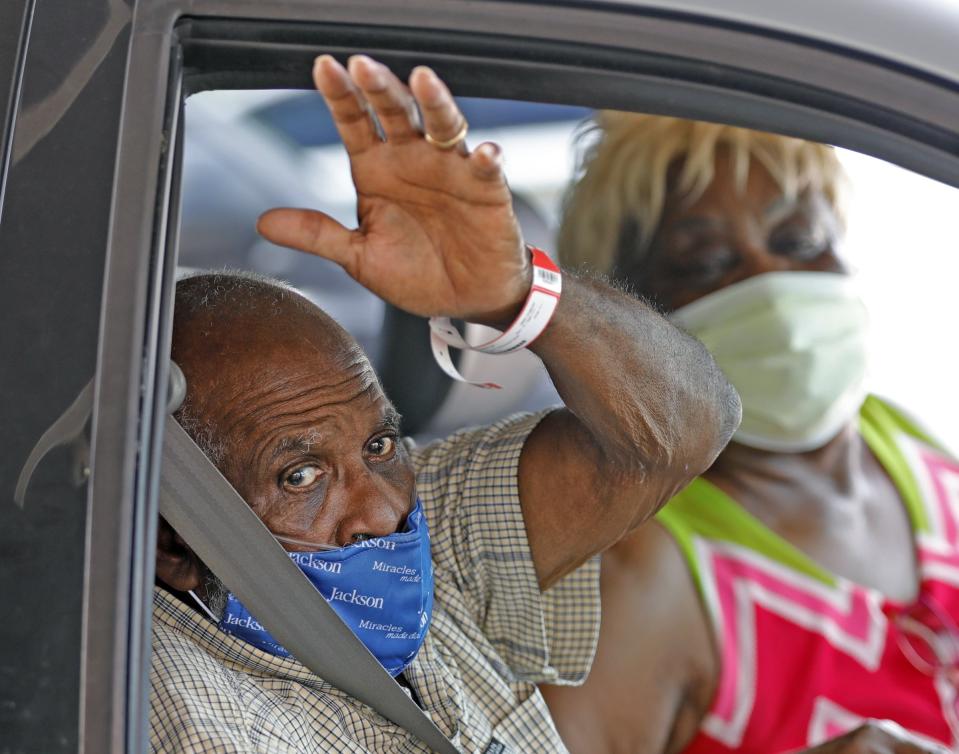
173,270,352,348
171,272,377,468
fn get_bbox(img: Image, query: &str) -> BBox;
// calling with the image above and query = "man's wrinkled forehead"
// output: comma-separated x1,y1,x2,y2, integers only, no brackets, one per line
323,338,378,381
203,321,378,402
172,272,387,419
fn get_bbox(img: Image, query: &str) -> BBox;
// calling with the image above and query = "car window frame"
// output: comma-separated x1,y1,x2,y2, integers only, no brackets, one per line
82,2,959,752
0,0,33,211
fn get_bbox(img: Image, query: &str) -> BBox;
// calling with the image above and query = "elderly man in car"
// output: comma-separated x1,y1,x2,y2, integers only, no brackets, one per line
149,55,739,753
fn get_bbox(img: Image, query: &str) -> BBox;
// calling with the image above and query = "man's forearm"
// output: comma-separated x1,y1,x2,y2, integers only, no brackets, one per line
530,274,739,525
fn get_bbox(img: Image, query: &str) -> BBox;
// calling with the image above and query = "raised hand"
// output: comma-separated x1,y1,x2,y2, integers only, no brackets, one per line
257,55,531,326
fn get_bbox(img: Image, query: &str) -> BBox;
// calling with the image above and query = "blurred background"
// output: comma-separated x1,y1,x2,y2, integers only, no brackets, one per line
179,90,959,450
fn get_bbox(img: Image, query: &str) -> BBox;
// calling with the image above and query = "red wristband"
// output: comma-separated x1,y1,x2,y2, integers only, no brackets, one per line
428,246,562,389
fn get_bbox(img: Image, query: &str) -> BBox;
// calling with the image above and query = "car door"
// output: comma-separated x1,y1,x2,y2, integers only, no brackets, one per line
2,1,957,752
0,1,134,752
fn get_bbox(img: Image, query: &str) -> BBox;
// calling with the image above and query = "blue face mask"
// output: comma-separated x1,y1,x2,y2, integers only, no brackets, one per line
205,498,433,677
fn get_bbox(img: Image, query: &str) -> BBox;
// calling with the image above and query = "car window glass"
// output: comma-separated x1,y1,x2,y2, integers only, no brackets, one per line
181,89,959,451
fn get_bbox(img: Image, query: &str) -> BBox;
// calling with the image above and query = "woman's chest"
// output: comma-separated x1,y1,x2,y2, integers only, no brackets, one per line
715,461,918,601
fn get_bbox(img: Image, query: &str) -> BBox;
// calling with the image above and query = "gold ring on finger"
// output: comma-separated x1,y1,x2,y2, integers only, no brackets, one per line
425,121,469,150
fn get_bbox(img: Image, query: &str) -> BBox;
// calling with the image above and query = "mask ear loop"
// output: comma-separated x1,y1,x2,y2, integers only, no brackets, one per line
188,590,220,623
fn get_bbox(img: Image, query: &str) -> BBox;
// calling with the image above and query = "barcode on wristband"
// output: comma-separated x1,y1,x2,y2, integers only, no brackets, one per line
538,269,560,285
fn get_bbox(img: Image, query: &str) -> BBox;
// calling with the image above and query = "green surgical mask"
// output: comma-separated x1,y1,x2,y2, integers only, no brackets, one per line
671,271,870,453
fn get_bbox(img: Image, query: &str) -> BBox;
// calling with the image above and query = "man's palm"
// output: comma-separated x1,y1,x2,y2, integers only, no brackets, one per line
258,55,530,324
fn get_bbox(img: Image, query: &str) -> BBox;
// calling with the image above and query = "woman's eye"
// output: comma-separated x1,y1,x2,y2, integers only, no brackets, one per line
771,234,817,256
284,465,322,489
366,435,396,459
668,245,736,286
769,223,829,259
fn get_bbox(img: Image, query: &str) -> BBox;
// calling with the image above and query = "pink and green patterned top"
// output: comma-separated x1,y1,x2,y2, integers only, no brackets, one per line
657,396,959,752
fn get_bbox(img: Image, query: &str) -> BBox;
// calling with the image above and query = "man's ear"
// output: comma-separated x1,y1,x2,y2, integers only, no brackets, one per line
155,516,204,592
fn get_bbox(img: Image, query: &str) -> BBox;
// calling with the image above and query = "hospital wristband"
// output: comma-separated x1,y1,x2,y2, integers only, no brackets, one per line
428,246,562,389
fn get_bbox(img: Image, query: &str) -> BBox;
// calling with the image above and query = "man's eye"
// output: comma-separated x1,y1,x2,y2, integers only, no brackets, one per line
284,465,322,489
366,435,396,459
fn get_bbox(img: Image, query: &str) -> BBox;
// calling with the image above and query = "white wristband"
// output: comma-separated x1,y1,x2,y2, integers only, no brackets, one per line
428,247,562,389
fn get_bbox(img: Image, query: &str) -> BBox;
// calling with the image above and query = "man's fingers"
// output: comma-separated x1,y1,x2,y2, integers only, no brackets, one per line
410,66,468,152
257,208,359,270
319,57,467,155
469,142,507,183
313,55,378,155
348,56,421,142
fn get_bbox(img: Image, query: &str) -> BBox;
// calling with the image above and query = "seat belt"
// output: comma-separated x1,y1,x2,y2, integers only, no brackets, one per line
159,412,461,754
15,365,460,752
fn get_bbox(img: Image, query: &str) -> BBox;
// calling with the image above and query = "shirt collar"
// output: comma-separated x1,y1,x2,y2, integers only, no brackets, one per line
153,586,340,691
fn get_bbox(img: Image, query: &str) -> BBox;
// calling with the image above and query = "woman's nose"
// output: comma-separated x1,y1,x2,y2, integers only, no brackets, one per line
335,464,408,546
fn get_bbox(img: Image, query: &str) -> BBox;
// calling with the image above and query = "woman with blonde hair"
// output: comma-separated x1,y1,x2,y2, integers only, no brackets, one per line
542,114,959,754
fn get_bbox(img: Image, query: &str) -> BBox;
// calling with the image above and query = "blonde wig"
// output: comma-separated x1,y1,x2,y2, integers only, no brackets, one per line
558,112,848,275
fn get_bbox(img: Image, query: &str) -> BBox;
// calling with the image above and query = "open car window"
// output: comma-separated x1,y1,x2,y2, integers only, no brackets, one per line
181,89,959,449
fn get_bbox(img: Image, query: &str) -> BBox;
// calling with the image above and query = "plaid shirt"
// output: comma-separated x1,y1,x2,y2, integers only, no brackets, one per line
150,411,600,753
